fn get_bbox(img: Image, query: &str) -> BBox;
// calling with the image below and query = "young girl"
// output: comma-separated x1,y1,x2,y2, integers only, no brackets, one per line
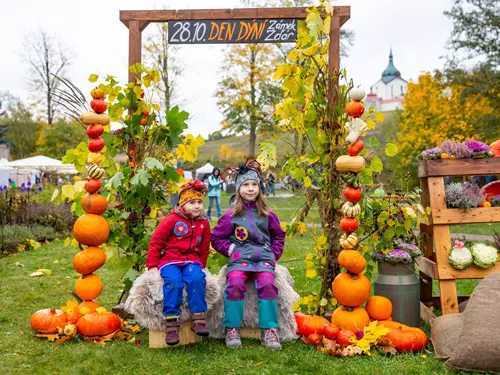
146,180,211,346
207,167,223,220
211,159,286,350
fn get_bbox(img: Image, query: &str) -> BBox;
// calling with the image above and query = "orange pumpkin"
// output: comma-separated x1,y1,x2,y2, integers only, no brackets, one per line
30,308,67,334
76,312,121,336
73,214,109,246
347,140,364,156
385,324,428,352
345,101,365,118
340,217,359,233
85,179,101,194
75,273,103,301
73,247,106,275
338,250,366,274
332,272,371,307
331,306,370,332
366,296,393,321
67,300,101,323
490,140,500,157
86,124,104,139
298,315,329,336
90,99,108,113
81,194,108,215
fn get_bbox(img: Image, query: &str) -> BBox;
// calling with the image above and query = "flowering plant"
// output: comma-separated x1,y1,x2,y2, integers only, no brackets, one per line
371,243,423,265
420,140,493,160
445,182,486,209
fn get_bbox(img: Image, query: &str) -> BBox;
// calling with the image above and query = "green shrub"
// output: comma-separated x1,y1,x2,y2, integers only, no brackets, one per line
30,225,58,242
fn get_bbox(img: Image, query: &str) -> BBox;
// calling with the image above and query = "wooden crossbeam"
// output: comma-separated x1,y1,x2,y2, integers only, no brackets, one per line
120,7,350,23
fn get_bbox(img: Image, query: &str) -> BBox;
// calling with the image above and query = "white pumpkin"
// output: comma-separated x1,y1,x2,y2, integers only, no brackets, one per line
350,88,366,101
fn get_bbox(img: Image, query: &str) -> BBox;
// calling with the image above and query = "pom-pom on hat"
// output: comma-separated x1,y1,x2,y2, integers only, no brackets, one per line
226,157,263,192
178,179,207,206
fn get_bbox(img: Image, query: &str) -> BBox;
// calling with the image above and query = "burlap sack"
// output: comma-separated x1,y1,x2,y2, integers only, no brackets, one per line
431,313,464,359
446,272,500,373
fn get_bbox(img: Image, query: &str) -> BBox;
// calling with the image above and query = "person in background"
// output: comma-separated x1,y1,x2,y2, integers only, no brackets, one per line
207,167,223,220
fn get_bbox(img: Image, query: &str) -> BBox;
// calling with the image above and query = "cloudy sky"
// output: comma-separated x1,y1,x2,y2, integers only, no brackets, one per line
0,0,454,137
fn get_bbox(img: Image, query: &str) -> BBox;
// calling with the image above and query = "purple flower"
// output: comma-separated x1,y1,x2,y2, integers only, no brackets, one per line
8,178,12,183
385,249,412,264
398,243,423,258
21,183,25,188
37,186,43,192
20,187,25,192
27,181,32,186
420,148,442,160
371,251,385,262
465,140,489,153
0,186,3,192
2,185,7,190
355,329,364,340
115,193,121,200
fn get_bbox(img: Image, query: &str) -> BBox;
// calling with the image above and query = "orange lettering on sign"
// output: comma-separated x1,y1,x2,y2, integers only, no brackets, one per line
208,22,219,41
248,22,259,40
237,21,249,41
226,22,236,40
257,20,267,39
218,22,227,40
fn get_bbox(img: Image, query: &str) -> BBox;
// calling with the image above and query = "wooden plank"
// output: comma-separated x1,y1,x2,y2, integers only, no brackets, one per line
420,302,437,325
418,158,500,178
415,256,438,279
427,177,446,210
120,7,350,22
432,207,500,224
437,261,500,280
149,322,200,348
128,21,142,83
439,279,459,314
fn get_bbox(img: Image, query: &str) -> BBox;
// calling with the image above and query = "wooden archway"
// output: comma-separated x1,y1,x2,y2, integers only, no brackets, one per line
120,6,350,110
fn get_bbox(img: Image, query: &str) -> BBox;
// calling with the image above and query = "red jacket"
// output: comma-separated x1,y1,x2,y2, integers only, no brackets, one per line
146,207,211,270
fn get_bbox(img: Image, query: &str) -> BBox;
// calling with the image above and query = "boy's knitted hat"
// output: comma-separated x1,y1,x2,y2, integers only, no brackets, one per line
228,158,262,192
178,179,207,206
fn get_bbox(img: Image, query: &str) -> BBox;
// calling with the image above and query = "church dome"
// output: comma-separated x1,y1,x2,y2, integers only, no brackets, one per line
381,49,401,84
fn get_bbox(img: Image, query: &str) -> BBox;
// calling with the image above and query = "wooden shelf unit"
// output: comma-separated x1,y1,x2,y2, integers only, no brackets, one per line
418,158,500,321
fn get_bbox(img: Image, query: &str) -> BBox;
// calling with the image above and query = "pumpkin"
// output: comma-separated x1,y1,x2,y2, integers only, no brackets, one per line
294,312,308,334
332,272,371,307
338,250,366,274
88,138,105,153
306,333,321,345
91,88,105,100
349,88,366,102
347,140,364,156
140,118,147,125
90,99,108,113
298,315,329,336
75,273,103,301
337,329,355,345
345,101,365,118
322,323,339,339
73,247,106,275
87,164,105,179
344,188,362,203
73,214,109,246
81,194,107,215
80,111,110,126
67,301,101,323
340,217,359,233
332,306,370,332
336,155,366,174
490,140,500,157
385,323,427,352
85,179,101,194
366,296,393,321
30,308,67,333
76,311,121,337
86,124,104,139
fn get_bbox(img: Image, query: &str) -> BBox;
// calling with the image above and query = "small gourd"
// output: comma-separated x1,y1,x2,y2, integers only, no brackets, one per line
336,155,366,174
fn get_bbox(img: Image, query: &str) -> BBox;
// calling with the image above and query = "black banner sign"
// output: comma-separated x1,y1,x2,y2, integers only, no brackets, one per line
167,19,297,44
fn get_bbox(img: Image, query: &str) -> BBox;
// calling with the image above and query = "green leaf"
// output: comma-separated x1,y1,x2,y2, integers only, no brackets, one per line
130,170,151,186
364,137,379,148
385,143,398,156
88,74,99,83
373,187,386,198
145,157,164,171
106,172,124,189
370,156,384,173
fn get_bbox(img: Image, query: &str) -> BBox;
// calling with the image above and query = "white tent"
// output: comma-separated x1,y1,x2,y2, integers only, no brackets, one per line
195,162,215,180
0,158,14,187
8,155,78,174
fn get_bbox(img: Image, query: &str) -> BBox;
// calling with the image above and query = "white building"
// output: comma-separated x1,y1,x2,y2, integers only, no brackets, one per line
365,49,408,112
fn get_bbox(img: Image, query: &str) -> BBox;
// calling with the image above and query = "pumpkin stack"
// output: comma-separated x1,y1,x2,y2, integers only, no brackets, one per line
71,88,120,336
331,88,371,333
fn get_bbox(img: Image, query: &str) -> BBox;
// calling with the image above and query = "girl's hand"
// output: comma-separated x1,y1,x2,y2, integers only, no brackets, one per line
149,267,158,272
228,244,235,257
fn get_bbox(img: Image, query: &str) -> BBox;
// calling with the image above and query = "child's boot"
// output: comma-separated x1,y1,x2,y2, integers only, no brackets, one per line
261,328,281,351
164,316,181,346
191,312,209,337
225,327,242,348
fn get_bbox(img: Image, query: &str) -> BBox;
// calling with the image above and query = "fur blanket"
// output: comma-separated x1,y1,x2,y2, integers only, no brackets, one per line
123,265,299,341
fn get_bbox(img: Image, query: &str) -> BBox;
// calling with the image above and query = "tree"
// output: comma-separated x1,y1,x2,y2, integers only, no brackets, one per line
23,30,72,125
216,43,282,156
5,102,40,159
396,72,494,174
35,119,87,159
143,23,183,114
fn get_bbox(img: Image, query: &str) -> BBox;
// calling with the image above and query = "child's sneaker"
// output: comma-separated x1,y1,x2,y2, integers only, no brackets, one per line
225,327,242,348
164,316,181,346
261,328,281,351
191,312,209,337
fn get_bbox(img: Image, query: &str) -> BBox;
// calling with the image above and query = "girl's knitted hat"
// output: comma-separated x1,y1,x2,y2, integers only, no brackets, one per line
227,157,262,192
178,179,207,206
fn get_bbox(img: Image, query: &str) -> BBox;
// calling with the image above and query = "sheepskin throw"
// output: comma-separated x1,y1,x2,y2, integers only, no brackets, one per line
123,265,300,341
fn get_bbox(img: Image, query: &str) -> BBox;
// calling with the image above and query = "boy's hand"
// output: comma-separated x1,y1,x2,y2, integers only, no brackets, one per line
149,267,158,272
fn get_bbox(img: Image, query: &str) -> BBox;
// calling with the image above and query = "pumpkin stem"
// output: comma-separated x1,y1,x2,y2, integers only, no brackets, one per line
346,270,358,279
344,306,355,313
71,291,83,303
78,243,84,251
49,308,56,314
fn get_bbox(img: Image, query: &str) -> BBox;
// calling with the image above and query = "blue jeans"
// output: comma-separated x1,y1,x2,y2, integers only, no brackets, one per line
160,263,207,317
207,196,221,219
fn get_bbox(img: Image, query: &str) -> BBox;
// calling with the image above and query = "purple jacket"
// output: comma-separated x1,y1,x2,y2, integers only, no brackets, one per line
211,202,285,274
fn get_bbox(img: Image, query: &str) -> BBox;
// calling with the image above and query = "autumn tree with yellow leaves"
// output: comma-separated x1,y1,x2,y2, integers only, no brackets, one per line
396,72,494,176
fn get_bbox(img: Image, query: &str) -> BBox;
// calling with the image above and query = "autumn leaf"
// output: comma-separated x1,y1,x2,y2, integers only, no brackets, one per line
296,221,307,235
35,333,60,342
306,269,317,278
60,299,78,314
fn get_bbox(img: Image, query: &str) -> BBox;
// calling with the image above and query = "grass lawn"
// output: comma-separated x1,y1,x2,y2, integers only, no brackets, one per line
0,195,484,375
